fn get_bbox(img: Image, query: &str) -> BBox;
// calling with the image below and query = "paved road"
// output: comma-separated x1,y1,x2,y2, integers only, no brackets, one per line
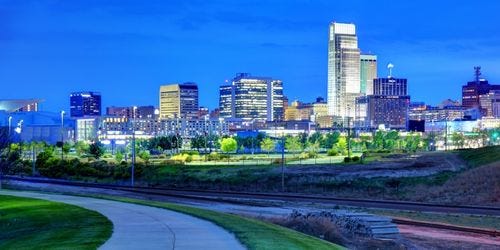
1,190,245,250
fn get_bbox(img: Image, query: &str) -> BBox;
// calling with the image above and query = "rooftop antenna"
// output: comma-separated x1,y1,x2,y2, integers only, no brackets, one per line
474,66,481,83
387,63,394,78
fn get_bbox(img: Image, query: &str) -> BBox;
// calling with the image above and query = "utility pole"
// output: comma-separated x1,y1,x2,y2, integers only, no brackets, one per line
281,136,285,192
131,106,137,187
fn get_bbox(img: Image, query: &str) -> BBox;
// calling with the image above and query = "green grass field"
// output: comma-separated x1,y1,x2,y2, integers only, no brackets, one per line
97,195,344,250
458,145,500,167
0,195,112,250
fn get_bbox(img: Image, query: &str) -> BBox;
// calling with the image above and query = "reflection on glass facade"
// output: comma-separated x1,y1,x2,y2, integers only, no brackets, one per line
360,54,377,95
328,22,360,124
159,83,199,120
219,73,284,121
70,92,101,117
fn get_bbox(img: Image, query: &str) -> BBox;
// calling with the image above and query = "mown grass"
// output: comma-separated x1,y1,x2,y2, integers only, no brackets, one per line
94,195,344,250
0,195,112,250
458,145,500,167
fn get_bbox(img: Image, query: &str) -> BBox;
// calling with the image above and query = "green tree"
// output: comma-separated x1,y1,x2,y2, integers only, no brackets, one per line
115,151,124,162
220,137,237,153
320,131,340,149
260,137,275,154
74,141,89,156
138,150,151,162
336,137,348,155
451,132,465,149
285,136,302,155
88,142,105,159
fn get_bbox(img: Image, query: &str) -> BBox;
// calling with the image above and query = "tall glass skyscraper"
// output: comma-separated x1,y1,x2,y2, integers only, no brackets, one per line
327,22,360,125
360,54,378,95
219,73,284,121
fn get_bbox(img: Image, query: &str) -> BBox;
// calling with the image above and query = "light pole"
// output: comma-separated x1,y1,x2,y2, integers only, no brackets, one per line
281,135,285,192
8,116,12,137
131,106,137,187
347,106,352,158
251,119,255,155
60,110,65,160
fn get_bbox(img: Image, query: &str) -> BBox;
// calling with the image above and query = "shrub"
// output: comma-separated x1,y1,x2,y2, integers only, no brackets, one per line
307,151,318,158
344,157,351,163
327,148,339,156
299,152,309,160
351,156,360,162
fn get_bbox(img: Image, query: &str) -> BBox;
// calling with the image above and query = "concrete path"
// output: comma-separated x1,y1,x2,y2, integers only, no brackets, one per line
0,190,245,250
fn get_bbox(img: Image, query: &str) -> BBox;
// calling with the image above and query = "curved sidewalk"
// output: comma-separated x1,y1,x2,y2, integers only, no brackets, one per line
1,190,245,250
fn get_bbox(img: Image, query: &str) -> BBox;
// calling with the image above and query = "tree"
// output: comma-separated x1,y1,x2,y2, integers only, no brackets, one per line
336,137,348,155
88,141,105,159
75,141,89,156
451,132,465,149
138,150,151,162
308,132,323,145
285,136,302,154
115,151,124,162
220,137,237,153
260,137,275,154
321,132,340,149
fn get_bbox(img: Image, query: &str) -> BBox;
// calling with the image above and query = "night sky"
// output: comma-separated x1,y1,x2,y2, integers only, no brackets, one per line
1,0,499,112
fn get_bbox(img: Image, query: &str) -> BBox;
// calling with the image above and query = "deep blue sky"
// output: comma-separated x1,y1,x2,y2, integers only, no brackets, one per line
1,0,499,112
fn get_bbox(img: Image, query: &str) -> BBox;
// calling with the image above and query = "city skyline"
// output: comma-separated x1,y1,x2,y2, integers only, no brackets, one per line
1,1,500,112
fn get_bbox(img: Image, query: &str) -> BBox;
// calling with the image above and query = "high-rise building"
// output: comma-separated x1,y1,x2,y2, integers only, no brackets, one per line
159,83,199,120
356,76,410,130
106,106,156,119
360,54,378,95
462,67,500,112
327,22,361,124
70,91,101,117
479,90,500,118
219,73,284,121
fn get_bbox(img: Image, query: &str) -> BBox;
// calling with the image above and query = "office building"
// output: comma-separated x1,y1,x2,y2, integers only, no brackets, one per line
356,76,410,130
0,99,42,113
219,73,284,121
159,83,199,120
106,106,156,119
479,90,500,118
327,22,361,124
360,54,377,95
462,67,500,112
70,91,101,117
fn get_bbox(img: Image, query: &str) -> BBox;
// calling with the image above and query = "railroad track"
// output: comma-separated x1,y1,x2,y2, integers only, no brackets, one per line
5,176,500,237
5,175,500,216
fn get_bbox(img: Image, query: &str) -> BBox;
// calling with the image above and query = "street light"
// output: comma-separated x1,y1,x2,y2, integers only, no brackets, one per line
8,116,12,137
131,106,137,187
61,110,65,160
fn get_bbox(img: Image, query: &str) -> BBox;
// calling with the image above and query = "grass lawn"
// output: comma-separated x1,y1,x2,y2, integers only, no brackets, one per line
458,145,500,167
95,195,344,250
0,195,112,250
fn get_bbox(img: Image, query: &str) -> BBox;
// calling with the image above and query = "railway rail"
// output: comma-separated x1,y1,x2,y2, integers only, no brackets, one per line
4,175,500,237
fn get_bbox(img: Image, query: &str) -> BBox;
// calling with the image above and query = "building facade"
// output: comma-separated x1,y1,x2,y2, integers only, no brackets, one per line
159,83,199,120
69,92,101,117
462,67,500,114
219,73,284,122
360,54,377,95
356,77,410,130
106,105,156,119
327,22,361,124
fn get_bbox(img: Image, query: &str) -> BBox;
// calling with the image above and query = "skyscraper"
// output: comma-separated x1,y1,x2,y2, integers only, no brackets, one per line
462,67,500,116
360,54,377,95
356,76,410,130
218,73,284,121
327,22,361,124
70,91,101,117
159,83,199,120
